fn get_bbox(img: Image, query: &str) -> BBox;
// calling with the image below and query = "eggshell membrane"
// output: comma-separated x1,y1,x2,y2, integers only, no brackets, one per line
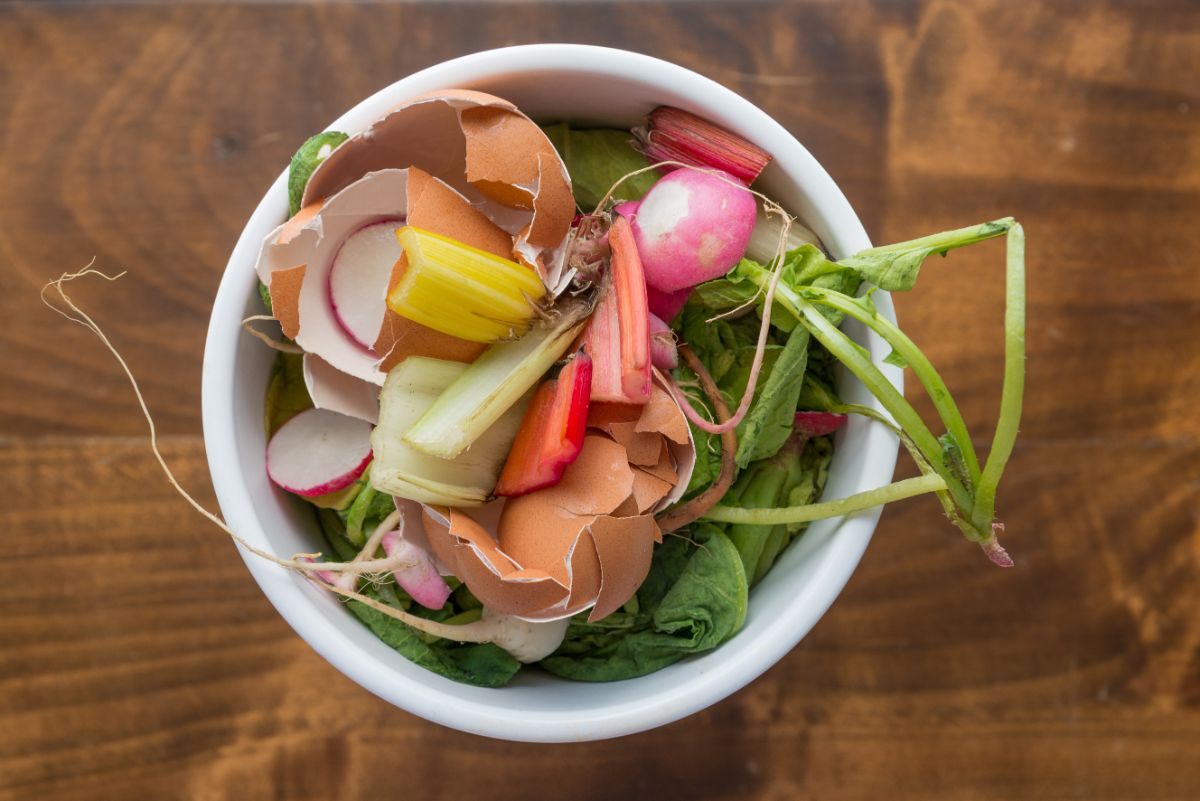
302,353,380,424
299,89,573,292
372,167,512,370
267,264,306,339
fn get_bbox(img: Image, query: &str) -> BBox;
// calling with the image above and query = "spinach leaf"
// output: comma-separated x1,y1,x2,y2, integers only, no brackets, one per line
288,131,349,217
541,124,658,211
540,526,747,681
734,323,810,468
346,589,521,688
337,470,397,546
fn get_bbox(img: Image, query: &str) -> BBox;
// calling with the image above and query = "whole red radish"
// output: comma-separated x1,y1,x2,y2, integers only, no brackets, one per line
632,169,756,293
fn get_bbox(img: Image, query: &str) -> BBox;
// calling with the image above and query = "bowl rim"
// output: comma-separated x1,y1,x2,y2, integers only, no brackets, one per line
202,43,901,742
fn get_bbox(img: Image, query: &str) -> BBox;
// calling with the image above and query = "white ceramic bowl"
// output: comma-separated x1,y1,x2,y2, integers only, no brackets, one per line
202,44,901,742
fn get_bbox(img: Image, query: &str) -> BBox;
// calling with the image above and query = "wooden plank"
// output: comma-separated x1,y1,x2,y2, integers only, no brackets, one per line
1,433,1196,800
3,1,1199,799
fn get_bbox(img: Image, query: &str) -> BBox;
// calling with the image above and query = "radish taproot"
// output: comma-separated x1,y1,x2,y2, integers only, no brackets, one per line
649,313,678,370
381,530,452,610
631,168,756,293
645,285,690,322
328,219,404,349
266,408,373,496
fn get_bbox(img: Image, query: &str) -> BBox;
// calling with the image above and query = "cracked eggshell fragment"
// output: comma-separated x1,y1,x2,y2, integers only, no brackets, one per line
302,353,379,424
300,89,574,292
255,169,411,385
421,432,674,624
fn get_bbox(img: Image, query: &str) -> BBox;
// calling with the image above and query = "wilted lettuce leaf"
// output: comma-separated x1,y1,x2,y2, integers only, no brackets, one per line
542,124,659,211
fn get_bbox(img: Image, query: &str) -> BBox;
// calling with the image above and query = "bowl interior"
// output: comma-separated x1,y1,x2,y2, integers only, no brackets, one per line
203,45,900,742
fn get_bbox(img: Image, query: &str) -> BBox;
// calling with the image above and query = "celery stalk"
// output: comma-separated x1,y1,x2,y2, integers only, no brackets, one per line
403,299,592,460
370,357,529,506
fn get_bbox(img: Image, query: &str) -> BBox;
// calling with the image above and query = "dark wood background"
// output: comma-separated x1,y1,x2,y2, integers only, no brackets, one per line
3,1,1198,799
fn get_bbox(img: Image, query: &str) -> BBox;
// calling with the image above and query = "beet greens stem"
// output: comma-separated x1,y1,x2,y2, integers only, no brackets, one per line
970,223,1026,533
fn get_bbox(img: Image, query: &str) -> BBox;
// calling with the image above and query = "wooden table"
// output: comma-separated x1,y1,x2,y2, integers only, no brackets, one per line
3,2,1197,799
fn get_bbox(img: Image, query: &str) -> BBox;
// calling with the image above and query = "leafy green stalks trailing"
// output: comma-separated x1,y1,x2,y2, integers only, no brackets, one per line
694,219,1026,564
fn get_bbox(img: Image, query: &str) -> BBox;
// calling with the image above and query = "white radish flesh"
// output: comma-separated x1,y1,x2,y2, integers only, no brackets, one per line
266,408,373,497
328,219,405,348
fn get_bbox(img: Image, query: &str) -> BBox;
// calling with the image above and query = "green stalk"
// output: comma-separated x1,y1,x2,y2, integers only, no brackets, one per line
801,285,981,484
703,474,947,526
743,264,973,514
970,223,1026,533
838,217,1014,269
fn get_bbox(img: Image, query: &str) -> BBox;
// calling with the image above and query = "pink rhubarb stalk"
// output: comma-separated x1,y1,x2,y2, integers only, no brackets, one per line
581,215,651,404
494,352,593,497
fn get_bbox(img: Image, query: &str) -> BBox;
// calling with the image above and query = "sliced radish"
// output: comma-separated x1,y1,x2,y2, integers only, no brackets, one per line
266,408,373,497
328,219,405,349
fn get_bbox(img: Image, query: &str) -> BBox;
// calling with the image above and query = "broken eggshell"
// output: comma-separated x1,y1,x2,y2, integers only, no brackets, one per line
419,374,695,623
301,89,576,293
255,165,518,420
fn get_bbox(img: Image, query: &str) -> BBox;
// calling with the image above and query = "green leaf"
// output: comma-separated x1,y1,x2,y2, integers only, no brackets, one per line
884,348,909,368
540,528,747,681
263,351,313,437
734,323,810,467
541,124,658,211
288,131,349,217
835,218,1014,292
346,590,521,688
258,279,273,313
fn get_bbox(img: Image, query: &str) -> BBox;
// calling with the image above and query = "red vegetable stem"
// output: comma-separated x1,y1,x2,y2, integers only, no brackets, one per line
494,353,593,497
638,106,772,185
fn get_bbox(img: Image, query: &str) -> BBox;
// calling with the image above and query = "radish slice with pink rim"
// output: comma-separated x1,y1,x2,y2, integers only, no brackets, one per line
266,408,373,497
328,219,405,349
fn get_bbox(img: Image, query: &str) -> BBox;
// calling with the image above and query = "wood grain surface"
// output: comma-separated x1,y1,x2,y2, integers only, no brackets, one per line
2,1,1198,799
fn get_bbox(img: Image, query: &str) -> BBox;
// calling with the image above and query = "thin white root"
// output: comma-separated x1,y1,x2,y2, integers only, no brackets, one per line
241,315,304,354
40,268,405,581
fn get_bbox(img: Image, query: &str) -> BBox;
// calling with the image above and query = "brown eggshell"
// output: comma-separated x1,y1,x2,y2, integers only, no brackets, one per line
302,99,471,207
421,506,569,617
641,440,679,486
508,434,636,518
525,150,576,250
604,422,663,466
279,201,323,245
636,379,691,445
497,497,595,586
298,89,573,294
586,515,660,622
461,106,541,209
254,169,411,385
587,402,642,432
267,263,306,339
630,467,673,513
